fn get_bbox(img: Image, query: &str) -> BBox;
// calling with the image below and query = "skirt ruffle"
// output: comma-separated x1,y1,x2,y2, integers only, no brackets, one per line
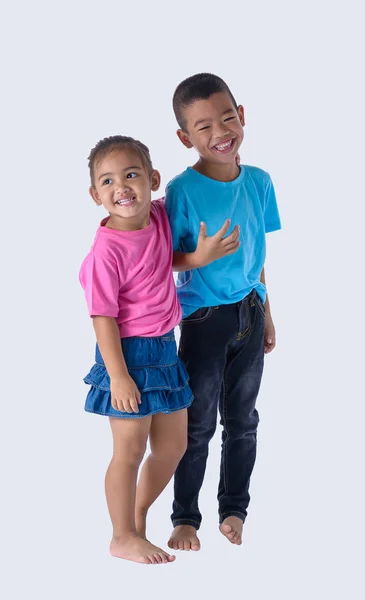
83,332,193,418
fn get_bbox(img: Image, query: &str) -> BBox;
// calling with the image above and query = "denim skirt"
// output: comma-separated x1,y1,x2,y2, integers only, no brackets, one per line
83,330,193,419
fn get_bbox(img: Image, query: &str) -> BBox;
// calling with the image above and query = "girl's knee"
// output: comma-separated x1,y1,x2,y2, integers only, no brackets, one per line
113,440,147,466
154,435,187,462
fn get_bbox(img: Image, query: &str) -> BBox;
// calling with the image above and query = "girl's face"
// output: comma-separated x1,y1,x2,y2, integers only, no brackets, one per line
90,148,160,231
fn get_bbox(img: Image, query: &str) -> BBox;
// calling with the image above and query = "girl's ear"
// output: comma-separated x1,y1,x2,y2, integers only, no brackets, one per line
177,129,193,149
89,186,102,206
151,170,161,192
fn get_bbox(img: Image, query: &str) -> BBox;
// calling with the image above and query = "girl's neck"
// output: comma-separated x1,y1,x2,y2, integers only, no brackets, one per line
193,158,240,182
105,213,150,232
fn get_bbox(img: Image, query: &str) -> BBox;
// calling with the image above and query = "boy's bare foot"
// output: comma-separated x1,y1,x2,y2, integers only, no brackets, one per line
168,525,201,551
135,508,147,539
110,533,175,564
219,516,243,545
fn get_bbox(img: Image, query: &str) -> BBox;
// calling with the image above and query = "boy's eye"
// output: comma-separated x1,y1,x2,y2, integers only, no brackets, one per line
224,117,235,122
198,125,210,131
102,178,112,185
126,172,137,179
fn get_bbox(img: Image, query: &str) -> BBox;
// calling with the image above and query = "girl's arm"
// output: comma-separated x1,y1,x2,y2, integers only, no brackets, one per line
93,316,141,413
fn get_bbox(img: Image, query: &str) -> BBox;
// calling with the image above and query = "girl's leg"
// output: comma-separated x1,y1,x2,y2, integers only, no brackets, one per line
135,409,188,538
107,416,175,564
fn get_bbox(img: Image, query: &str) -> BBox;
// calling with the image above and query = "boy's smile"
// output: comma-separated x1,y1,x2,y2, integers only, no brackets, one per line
90,148,160,231
177,92,245,171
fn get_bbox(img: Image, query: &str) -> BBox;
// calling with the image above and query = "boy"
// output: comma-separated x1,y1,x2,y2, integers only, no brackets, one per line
164,73,281,551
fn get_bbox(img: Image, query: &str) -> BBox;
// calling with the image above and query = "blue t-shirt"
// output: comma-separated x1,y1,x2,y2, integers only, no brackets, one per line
164,165,281,318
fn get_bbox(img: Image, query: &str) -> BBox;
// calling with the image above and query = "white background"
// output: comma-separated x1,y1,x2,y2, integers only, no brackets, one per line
1,1,364,598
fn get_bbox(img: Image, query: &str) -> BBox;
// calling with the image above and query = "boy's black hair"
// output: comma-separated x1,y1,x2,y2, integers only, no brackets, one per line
88,135,153,184
173,73,238,131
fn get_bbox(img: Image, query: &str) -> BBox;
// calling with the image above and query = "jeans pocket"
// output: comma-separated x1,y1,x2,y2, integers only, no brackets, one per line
253,295,266,319
181,306,213,324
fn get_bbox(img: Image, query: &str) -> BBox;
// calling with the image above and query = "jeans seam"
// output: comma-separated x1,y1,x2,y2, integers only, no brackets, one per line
220,375,229,506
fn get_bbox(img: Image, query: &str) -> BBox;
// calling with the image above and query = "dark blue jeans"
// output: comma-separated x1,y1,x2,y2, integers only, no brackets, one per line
171,290,265,529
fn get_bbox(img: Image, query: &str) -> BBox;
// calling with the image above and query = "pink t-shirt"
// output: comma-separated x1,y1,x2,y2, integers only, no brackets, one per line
79,199,182,338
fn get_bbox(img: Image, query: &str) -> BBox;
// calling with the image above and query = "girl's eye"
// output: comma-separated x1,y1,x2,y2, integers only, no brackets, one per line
126,172,137,179
102,178,112,185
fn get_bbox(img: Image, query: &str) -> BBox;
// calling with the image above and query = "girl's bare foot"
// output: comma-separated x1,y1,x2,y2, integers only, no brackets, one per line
219,516,243,545
168,525,201,551
110,533,175,564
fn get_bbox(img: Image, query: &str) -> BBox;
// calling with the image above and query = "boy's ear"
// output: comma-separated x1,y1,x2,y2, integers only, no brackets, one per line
237,105,245,127
89,185,102,206
177,129,193,149
151,169,161,192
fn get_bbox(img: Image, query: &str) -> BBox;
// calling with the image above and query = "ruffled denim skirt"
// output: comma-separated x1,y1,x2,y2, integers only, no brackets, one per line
83,330,193,419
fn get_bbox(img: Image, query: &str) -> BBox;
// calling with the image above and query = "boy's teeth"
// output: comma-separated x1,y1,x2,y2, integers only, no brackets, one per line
216,139,233,150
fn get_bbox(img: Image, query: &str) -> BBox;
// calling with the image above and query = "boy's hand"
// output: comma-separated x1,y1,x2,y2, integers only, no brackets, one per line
195,220,240,267
110,375,141,413
264,312,276,353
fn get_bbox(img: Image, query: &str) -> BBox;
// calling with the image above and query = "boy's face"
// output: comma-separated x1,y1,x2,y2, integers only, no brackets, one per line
177,92,245,165
90,148,160,228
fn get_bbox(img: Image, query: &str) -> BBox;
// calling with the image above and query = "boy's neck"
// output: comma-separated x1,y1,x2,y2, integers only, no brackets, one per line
193,158,240,182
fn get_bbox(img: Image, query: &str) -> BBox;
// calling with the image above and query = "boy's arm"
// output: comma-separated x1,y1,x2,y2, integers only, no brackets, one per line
172,220,240,272
260,268,276,354
92,316,141,413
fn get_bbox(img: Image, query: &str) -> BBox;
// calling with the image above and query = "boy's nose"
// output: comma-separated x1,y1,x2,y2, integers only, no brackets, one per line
213,123,229,137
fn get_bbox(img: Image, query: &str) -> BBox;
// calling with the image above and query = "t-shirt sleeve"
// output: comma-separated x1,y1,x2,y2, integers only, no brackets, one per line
263,176,281,233
79,253,120,318
164,184,189,251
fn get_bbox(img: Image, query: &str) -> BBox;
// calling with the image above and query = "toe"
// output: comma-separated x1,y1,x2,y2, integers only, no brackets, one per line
183,541,191,551
191,542,200,551
167,539,173,549
178,540,185,550
168,554,176,562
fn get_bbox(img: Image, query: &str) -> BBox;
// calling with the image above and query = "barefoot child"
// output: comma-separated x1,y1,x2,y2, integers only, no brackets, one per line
165,74,282,551
79,135,240,564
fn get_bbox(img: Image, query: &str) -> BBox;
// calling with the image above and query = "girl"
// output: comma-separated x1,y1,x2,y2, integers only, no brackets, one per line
79,135,239,565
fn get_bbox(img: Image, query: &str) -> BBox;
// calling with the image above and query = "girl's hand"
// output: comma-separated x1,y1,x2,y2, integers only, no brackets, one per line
194,220,240,267
110,375,142,413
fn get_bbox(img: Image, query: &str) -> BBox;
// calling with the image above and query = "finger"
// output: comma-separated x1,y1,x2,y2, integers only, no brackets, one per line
111,398,119,411
198,221,207,239
137,390,142,405
130,396,140,413
222,225,240,243
121,400,132,413
222,241,240,254
213,219,230,240
264,342,275,354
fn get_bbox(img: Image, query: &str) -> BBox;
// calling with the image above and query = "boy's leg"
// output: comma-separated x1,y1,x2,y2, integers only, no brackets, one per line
107,416,175,564
218,291,265,544
169,306,236,549
135,409,188,539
